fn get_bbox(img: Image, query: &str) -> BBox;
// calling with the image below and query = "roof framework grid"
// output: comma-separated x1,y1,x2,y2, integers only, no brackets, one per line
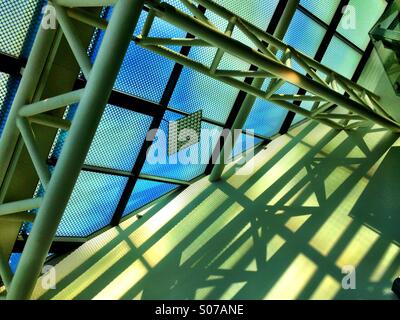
0,0,396,299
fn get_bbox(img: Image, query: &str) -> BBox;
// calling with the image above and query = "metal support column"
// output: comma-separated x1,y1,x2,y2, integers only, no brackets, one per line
0,27,56,189
209,0,300,181
7,0,146,300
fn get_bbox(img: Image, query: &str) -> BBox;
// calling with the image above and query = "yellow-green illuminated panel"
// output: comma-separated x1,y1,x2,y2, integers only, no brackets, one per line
337,0,387,50
300,0,341,24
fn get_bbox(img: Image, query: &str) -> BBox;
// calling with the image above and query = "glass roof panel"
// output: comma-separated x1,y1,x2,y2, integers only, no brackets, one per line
213,0,279,29
123,179,179,217
90,6,187,103
245,100,288,137
169,12,244,124
321,36,362,79
56,171,128,237
336,0,387,50
84,106,152,171
170,66,240,124
170,0,280,123
284,10,327,58
141,111,223,181
0,0,45,58
244,79,299,138
50,105,153,171
300,0,341,24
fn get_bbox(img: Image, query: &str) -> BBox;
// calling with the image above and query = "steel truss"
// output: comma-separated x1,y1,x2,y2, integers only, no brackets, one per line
0,0,398,299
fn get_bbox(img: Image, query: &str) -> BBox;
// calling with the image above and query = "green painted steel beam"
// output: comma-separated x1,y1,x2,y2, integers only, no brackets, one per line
0,253,13,291
16,118,51,189
66,7,109,30
191,0,379,100
209,0,300,182
19,89,84,117
0,213,36,223
0,27,56,191
29,114,72,131
0,198,42,217
7,0,146,300
151,2,400,132
54,4,93,79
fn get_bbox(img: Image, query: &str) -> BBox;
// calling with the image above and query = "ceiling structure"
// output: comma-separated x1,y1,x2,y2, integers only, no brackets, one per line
0,0,390,284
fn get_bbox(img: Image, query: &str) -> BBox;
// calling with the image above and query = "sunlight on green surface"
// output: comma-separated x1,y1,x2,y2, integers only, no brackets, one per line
264,254,318,300
310,275,341,300
370,244,400,283
336,225,380,268
31,121,400,300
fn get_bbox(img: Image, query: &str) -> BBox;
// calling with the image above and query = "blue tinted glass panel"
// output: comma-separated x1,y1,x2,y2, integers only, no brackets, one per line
85,105,152,171
170,12,241,123
283,10,326,76
142,111,222,181
123,179,179,217
170,67,240,123
284,10,326,58
321,36,362,79
50,104,152,171
170,1,279,123
300,0,340,24
56,171,128,237
0,0,46,58
9,253,21,273
244,82,299,137
90,4,187,102
245,100,287,138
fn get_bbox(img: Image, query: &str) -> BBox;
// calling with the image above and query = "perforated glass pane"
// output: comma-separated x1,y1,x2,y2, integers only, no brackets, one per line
170,12,242,123
56,171,128,237
90,4,187,103
284,10,326,58
300,0,340,24
50,104,153,171
0,0,46,58
0,72,20,137
170,68,239,123
337,0,386,50
123,179,179,217
245,101,286,138
321,36,362,79
283,10,327,76
85,105,152,170
170,1,279,123
245,81,298,137
213,0,279,29
142,111,222,181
